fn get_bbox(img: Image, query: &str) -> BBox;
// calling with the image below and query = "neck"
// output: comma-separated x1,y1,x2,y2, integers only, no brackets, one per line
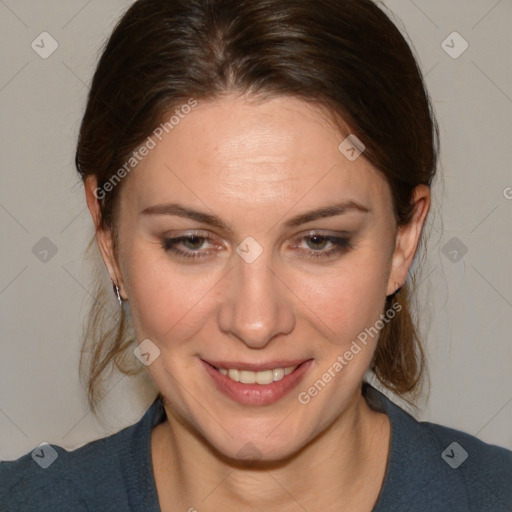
151,389,390,511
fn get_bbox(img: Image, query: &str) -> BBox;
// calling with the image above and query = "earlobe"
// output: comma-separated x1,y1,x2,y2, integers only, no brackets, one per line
386,185,431,296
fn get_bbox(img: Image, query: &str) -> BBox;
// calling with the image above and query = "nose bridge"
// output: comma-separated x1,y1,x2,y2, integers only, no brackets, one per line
217,244,294,348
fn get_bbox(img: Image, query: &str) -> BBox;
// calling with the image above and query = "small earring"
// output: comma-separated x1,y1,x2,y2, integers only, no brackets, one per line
112,282,123,307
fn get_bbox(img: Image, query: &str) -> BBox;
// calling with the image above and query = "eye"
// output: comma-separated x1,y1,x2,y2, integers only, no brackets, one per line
160,231,352,262
161,233,221,259
292,232,352,259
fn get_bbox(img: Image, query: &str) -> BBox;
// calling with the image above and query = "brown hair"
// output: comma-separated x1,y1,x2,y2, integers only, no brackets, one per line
76,0,439,410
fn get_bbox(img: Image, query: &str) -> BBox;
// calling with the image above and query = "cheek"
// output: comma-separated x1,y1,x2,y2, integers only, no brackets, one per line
122,243,220,343
288,252,389,343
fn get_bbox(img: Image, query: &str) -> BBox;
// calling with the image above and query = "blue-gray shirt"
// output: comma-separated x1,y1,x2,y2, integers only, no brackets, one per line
1,384,511,511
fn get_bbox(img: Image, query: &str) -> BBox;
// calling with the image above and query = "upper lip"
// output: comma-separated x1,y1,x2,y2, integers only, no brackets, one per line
202,358,311,372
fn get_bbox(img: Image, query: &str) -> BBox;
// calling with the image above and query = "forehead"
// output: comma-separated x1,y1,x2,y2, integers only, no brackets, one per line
122,94,390,215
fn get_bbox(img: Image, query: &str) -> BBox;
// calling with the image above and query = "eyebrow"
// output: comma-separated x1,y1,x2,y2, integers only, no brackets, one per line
140,200,370,232
284,201,370,227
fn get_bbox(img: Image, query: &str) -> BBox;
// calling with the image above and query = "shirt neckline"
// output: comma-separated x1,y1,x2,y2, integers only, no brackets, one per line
137,385,401,511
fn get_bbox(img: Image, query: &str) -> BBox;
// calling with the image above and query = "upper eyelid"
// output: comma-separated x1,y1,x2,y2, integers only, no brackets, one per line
163,230,218,243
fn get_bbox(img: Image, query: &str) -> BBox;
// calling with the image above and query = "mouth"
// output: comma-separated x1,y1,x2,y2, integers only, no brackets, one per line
201,359,313,405
207,362,302,384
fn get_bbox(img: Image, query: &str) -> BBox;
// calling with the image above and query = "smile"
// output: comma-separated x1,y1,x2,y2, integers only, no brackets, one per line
201,359,313,405
216,366,298,384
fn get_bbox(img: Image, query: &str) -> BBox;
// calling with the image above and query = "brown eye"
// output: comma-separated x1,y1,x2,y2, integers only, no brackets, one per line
181,235,206,250
306,235,330,250
294,233,352,260
161,233,220,259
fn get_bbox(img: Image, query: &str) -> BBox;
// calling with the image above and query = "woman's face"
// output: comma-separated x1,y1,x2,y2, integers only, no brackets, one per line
90,94,427,461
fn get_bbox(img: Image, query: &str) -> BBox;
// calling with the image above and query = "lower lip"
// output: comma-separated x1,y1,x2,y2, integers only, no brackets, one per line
201,359,313,406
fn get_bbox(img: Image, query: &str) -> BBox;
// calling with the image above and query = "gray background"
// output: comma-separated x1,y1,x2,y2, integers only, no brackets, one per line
1,0,511,460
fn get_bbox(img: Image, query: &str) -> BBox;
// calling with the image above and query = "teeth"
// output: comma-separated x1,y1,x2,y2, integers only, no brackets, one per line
240,370,256,384
255,370,273,385
228,369,239,381
273,368,284,381
217,365,298,384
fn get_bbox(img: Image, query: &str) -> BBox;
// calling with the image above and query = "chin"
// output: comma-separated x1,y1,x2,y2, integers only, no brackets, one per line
192,410,317,465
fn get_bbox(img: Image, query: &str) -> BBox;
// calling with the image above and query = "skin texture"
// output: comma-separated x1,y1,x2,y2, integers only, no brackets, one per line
85,93,430,511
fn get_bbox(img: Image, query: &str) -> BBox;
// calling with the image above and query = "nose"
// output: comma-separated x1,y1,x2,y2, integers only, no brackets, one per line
217,246,295,349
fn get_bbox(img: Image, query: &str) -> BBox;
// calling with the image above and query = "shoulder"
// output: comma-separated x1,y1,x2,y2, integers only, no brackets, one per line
0,398,164,512
421,420,512,507
1,442,97,511
365,384,512,511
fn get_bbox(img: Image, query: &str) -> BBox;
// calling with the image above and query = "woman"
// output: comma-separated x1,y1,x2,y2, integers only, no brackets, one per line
1,0,511,510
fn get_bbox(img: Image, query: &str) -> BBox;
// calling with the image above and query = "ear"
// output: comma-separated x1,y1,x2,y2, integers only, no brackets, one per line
386,184,431,296
84,176,126,299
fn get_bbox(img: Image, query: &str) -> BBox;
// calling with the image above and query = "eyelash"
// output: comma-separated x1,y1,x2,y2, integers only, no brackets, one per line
160,232,352,261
